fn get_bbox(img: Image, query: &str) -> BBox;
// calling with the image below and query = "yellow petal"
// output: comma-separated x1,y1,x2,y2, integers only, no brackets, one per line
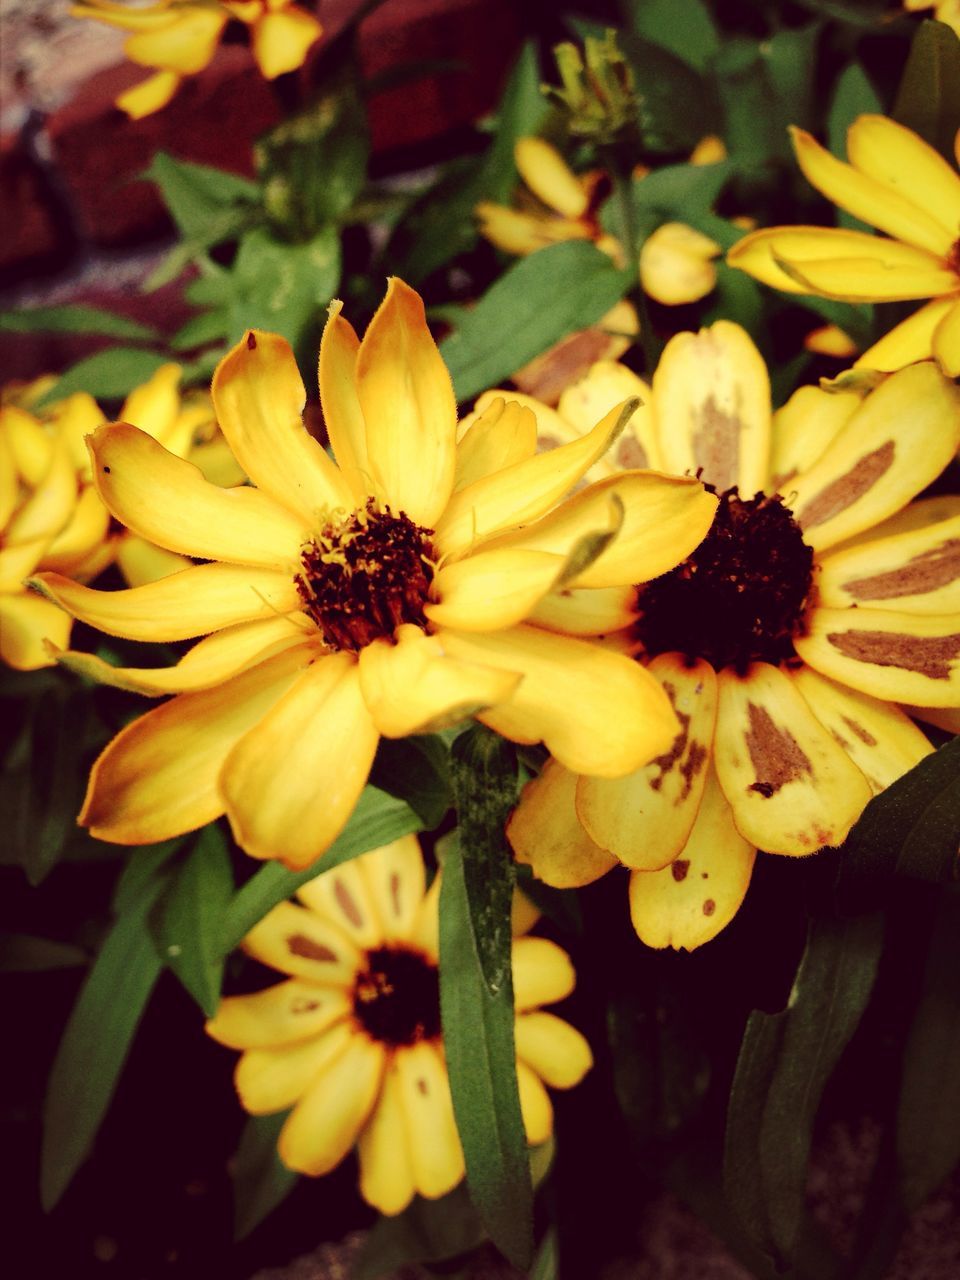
120,363,181,443
222,652,379,868
769,384,862,490
29,562,301,642
5,443,76,544
856,297,956,374
791,666,933,794
515,137,589,219
795,607,960,708
279,1033,386,1175
188,435,246,488
468,388,612,476
79,644,310,843
41,485,110,576
427,548,567,631
1,404,51,485
834,493,960,550
69,2,175,34
816,514,960,615
212,330,352,522
690,135,728,165
476,203,589,255
790,125,953,257
356,835,427,943
242,899,360,985
0,536,51,591
206,980,351,1050
727,226,955,300
0,430,17,530
440,625,679,778
790,362,960,550
517,1060,553,1145
116,68,181,118
250,7,322,78
51,391,106,474
0,591,71,670
932,296,960,377
295,856,383,949
845,115,960,249
124,8,227,74
507,759,618,889
454,397,537,491
317,300,370,503
640,222,720,305
515,1011,592,1089
576,655,717,870
528,583,637,637
512,936,575,1012
115,535,191,587
394,1042,465,1200
803,324,858,358
628,764,756,950
235,1021,353,1115
357,279,457,528
357,623,521,737
557,362,662,471
357,1054,417,1215
713,663,871,855
652,321,771,495
903,703,960,735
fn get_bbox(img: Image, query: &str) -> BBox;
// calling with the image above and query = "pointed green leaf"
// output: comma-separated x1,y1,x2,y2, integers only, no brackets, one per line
36,348,172,406
828,63,883,233
0,305,159,340
231,1112,299,1240
623,0,719,72
0,933,88,972
370,733,452,830
893,20,960,159
142,152,259,238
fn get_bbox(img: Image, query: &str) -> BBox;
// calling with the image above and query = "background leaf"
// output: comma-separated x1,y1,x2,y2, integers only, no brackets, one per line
37,348,172,405
622,0,720,72
231,1112,298,1241
0,305,159,341
142,152,259,238
0,933,88,972
827,63,883,232
892,19,960,159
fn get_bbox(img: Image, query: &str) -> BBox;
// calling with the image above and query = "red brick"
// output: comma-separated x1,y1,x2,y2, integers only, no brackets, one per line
0,131,65,277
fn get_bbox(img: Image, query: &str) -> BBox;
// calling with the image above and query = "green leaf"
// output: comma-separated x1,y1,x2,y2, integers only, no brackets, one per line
142,152,259,238
112,840,184,915
41,877,166,1210
0,933,88,972
0,305,159,341
828,63,883,233
155,825,234,1017
440,726,532,1269
632,160,731,217
724,913,885,1266
231,1112,299,1240
893,20,960,159
353,1183,485,1279
221,785,422,951
370,734,452,830
439,241,631,402
620,31,713,152
836,737,960,912
715,28,818,174
622,0,719,72
37,348,172,406
169,309,230,352
897,886,960,1210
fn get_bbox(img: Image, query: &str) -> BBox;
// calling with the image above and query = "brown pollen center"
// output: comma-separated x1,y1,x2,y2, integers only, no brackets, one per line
352,945,441,1047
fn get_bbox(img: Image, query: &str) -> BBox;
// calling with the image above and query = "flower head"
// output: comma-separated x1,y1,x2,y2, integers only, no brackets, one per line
32,279,718,868
70,0,323,118
205,836,592,1213
507,327,960,948
728,115,960,376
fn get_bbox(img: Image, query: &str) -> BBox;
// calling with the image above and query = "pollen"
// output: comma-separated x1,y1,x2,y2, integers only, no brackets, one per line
296,498,436,652
352,945,441,1047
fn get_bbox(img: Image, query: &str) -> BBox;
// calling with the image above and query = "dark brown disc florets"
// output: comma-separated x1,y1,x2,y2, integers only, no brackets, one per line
296,498,435,652
352,945,441,1047
634,487,815,673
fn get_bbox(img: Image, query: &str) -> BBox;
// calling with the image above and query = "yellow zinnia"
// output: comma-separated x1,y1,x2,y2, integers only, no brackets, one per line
507,326,960,949
70,0,323,119
206,835,592,1213
728,115,960,375
31,279,718,869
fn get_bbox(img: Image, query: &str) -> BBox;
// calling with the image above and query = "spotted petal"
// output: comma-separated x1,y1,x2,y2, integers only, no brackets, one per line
205,980,351,1050
357,1055,416,1214
392,1042,465,1200
816,514,960,616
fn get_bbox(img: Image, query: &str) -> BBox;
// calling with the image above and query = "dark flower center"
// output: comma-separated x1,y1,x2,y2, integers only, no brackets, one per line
352,945,441,1047
296,498,435,652
634,487,815,673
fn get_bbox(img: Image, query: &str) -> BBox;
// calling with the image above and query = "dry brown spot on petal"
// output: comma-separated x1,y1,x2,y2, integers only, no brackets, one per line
702,899,716,916
389,871,402,918
672,860,690,882
691,395,741,493
291,996,322,1014
537,434,561,453
416,1077,429,1096
333,879,363,929
649,681,691,792
745,702,813,797
845,539,960,603
842,716,877,747
678,741,709,802
287,935,338,962
796,440,895,531
616,436,649,469
828,630,960,680
513,328,614,405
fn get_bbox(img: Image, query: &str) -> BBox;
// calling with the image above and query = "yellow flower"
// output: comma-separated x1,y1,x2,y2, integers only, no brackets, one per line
70,0,323,118
31,280,717,868
205,836,592,1213
727,115,960,376
507,327,960,949
476,137,723,306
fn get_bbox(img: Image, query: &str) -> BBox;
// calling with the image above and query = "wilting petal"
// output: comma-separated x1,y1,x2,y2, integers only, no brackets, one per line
116,69,180,118
6,443,75,544
517,1061,553,1145
357,1055,416,1214
427,548,567,631
357,279,457,527
652,322,771,495
0,592,71,670
713,663,872,855
79,645,310,843
222,652,379,868
512,936,575,1012
440,625,678,777
932,296,960,377
557,362,661,472
577,655,717,870
727,226,954,300
845,115,960,248
30,562,301,641
250,6,322,78
115,535,191,587
856,297,956,374
628,764,756,950
515,137,589,219
790,126,953,257
54,616,315,696
235,1021,353,1115
356,836,426,943
792,666,933,793
817,514,960,615
394,1042,465,1200
769,385,862,491
790,363,960,550
242,899,360,985
296,856,383,949
318,300,370,502
507,759,618,888
279,1033,386,1175
124,8,227,73
89,424,305,567
454,397,537,491
434,399,637,560
515,1011,592,1089
796,607,960,707
640,222,720,305
212,331,352,522
358,623,520,737
206,980,351,1050
529,583,637,636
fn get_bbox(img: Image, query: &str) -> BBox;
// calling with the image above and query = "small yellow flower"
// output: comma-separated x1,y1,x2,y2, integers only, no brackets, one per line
205,836,592,1213
70,0,323,118
507,330,960,949
31,279,718,868
728,115,960,375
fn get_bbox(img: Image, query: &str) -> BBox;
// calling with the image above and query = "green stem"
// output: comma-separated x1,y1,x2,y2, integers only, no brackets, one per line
605,156,660,376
